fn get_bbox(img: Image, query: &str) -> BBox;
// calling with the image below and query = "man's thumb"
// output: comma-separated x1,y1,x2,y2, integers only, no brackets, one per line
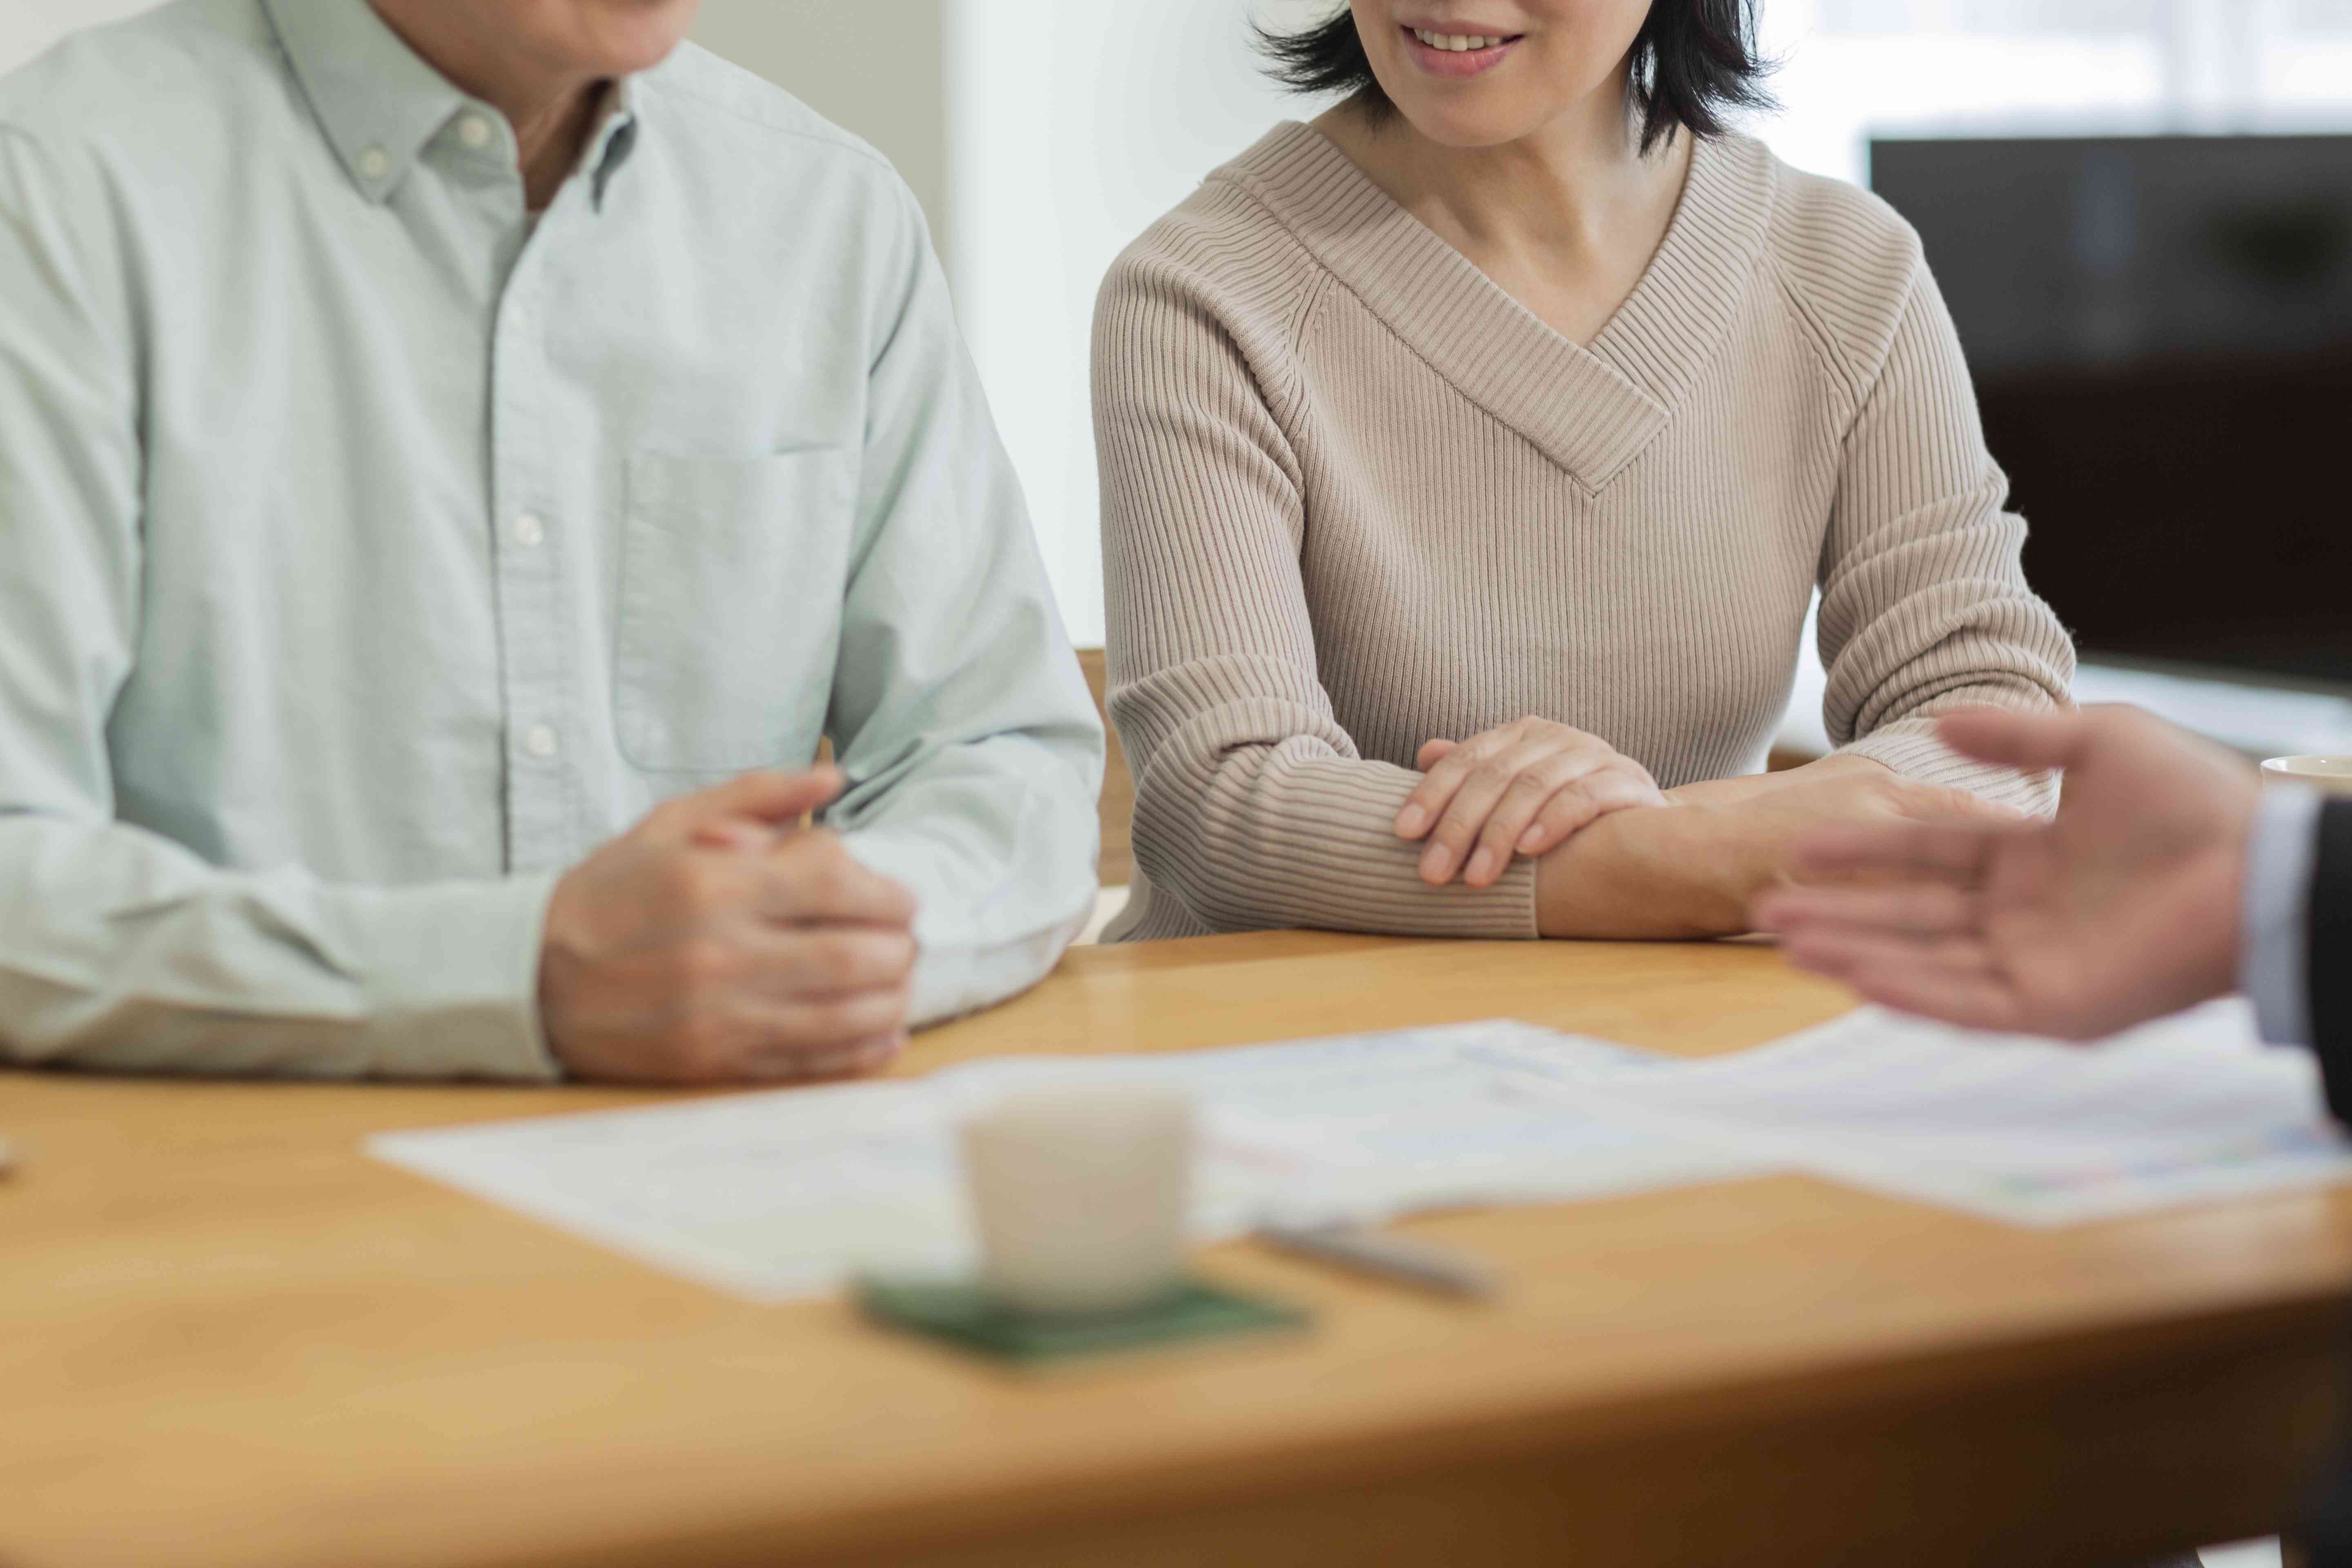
685,766,845,831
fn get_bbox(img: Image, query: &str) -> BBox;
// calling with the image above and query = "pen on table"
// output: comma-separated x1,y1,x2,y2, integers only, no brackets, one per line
1255,1222,1498,1300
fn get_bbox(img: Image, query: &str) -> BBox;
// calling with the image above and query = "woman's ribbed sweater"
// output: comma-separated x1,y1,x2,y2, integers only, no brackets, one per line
1093,121,2075,943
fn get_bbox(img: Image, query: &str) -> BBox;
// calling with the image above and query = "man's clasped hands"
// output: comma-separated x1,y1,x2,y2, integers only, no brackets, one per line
537,768,917,1085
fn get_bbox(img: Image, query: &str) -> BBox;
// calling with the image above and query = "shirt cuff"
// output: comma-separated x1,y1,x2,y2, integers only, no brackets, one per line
838,826,1091,1029
336,870,564,1080
2240,785,2323,1047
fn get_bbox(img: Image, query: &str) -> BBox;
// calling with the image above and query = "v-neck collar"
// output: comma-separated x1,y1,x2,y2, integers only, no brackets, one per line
1214,121,1777,492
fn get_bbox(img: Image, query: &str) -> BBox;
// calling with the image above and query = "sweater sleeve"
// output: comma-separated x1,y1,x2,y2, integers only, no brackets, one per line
1091,245,1538,939
1817,265,2076,814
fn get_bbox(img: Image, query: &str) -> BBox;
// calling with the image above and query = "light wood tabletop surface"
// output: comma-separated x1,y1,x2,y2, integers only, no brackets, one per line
3,932,2348,1568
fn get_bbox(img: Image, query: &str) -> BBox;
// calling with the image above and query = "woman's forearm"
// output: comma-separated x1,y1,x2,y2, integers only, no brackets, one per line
1133,740,1543,938
1661,753,1892,808
1532,804,1754,939
1530,757,1921,939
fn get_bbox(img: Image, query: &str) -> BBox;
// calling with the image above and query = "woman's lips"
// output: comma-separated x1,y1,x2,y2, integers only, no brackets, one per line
1399,27,1522,78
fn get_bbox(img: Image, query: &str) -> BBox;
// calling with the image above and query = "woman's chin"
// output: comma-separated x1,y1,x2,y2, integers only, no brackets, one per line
1386,98,1560,151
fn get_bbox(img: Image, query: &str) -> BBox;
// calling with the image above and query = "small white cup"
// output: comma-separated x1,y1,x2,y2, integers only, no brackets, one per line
2261,755,2352,797
962,1083,1193,1318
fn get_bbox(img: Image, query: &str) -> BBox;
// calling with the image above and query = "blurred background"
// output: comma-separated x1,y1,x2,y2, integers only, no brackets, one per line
5,0,2350,759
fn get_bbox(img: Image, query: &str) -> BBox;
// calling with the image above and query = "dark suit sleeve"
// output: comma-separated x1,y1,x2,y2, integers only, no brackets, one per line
2310,1456,2352,1568
2316,801,2351,1119
2303,803,2352,1568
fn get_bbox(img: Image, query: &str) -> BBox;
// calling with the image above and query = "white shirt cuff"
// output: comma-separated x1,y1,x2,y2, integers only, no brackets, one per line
2240,784,2323,1047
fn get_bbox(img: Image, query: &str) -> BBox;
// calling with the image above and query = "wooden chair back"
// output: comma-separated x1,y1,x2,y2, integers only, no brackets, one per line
1076,648,1134,886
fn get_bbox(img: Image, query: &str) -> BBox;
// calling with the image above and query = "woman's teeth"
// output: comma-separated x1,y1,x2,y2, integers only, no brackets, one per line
1411,28,1510,51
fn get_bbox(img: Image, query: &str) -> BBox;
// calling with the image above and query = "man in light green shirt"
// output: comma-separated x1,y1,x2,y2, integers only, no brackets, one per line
0,0,1104,1081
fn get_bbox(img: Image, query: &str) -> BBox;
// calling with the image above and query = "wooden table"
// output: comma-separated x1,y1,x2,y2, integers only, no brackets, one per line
4,933,2349,1568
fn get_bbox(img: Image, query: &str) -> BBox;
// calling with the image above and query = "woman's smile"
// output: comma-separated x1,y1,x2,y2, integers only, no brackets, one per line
1398,21,1525,77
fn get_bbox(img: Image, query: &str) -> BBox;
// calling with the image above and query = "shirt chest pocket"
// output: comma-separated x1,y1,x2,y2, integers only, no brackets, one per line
615,448,856,773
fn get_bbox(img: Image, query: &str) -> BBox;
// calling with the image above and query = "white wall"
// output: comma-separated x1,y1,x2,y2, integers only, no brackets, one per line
945,0,1327,646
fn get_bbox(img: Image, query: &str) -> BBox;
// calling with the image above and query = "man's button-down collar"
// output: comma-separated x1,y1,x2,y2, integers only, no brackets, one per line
263,0,641,209
263,0,466,202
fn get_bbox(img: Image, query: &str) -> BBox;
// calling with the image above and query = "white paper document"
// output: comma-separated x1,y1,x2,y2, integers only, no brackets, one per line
1490,999,2352,1226
368,1022,1770,1301
370,1004,2352,1298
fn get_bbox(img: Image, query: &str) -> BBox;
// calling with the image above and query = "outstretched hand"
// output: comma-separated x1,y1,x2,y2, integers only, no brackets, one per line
1752,706,2260,1038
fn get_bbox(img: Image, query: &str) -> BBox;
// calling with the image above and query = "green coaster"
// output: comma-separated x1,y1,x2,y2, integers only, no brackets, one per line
855,1275,1310,1366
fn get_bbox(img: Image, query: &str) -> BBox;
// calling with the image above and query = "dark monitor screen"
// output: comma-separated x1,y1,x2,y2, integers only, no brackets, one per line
1868,134,2352,686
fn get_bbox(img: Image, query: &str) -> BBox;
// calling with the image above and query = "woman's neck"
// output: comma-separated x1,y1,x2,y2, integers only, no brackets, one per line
1313,67,1692,346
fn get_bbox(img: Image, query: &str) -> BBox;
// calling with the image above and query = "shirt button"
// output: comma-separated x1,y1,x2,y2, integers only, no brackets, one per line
457,114,492,150
524,724,559,760
357,145,391,180
513,512,546,549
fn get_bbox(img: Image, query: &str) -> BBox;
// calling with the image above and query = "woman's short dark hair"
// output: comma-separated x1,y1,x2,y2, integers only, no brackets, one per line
1256,3,1774,154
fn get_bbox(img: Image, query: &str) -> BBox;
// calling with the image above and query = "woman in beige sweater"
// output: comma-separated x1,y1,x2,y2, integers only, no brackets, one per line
1093,0,2076,945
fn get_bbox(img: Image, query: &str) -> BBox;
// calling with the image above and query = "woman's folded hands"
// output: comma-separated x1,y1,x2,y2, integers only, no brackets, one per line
1394,717,1666,889
1395,719,2020,939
